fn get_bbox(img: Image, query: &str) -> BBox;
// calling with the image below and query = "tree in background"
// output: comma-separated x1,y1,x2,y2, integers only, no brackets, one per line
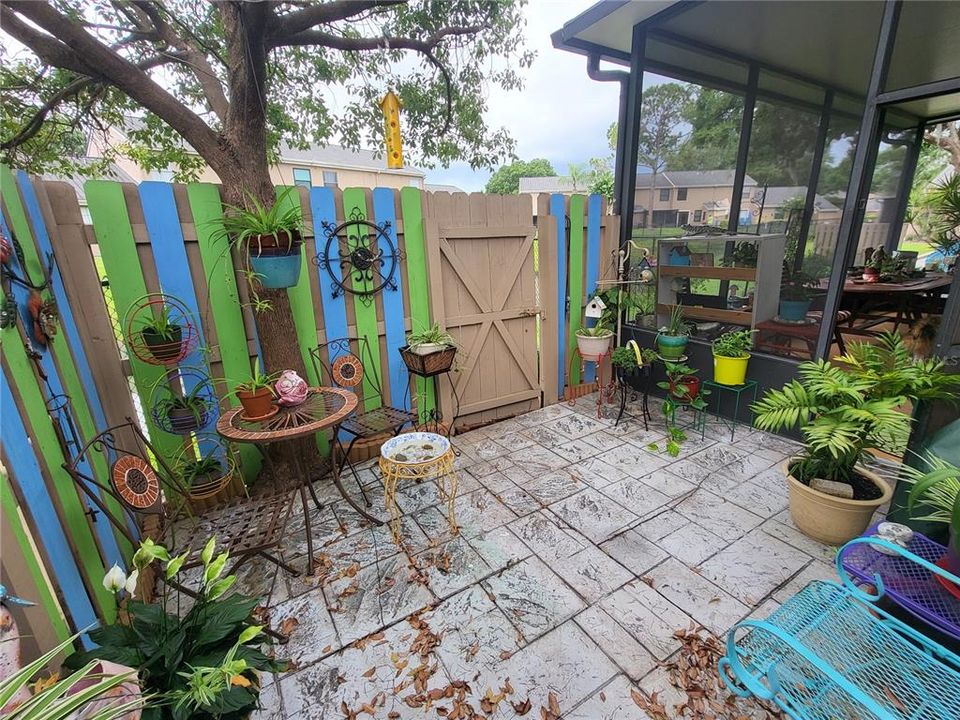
484,158,556,194
635,83,693,226
669,88,742,171
1,0,531,377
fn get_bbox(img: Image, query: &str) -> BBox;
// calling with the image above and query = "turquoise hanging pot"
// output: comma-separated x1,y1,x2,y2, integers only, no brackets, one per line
249,249,302,289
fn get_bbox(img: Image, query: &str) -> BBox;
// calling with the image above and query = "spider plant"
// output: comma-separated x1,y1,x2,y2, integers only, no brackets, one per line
138,303,180,340
407,323,456,349
233,357,279,395
177,455,225,487
154,384,209,422
219,187,305,256
753,332,959,484
659,303,688,337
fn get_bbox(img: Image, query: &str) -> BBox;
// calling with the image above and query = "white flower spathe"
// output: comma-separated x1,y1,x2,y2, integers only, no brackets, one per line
102,564,127,593
124,568,139,598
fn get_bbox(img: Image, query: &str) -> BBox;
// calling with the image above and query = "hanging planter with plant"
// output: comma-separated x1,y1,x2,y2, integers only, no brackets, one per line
656,303,689,359
400,323,458,377
712,329,755,386
124,294,199,366
172,437,245,511
611,340,655,389
150,371,216,435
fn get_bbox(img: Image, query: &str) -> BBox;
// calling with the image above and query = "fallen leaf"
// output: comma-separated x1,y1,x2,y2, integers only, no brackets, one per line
279,616,299,637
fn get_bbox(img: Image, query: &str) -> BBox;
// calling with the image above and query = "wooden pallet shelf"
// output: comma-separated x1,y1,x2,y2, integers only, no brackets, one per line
659,265,757,281
656,303,753,325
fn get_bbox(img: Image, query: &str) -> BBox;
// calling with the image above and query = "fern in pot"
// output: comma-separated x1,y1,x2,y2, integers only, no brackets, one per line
753,332,958,545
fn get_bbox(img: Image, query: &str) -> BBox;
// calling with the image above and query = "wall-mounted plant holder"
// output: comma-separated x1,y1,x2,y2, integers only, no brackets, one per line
169,433,243,512
149,367,216,435
123,293,199,366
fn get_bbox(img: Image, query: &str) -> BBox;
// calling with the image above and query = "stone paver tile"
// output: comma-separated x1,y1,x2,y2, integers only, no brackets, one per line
486,481,540,516
699,531,811,606
565,456,629,489
724,477,789,518
601,477,672,518
451,488,518,537
553,437,606,463
759,517,838,564
687,443,750,471
496,621,619,718
522,467,586,505
542,412,606,439
567,674,650,720
674,490,764,542
251,680,284,720
394,479,444,513
635,468,697,499
635,511,689,542
601,528,669,576
282,505,351,558
551,488,638,543
722,451,780,481
620,424,669,448
511,510,586,561
601,443,672,478
514,402,574,427
415,535,493,599
747,597,782,622
637,666,689,718
464,436,508,461
661,457,714,485
324,555,434,645
600,581,694,660
773,560,836,603
647,558,750,636
519,424,569,449
231,554,279,601
465,455,515,480
479,470,517,494
563,545,634,602
574,607,657,681
657,521,726,567
507,445,570,474
483,555,586,642
270,591,339,667
466,525,532,571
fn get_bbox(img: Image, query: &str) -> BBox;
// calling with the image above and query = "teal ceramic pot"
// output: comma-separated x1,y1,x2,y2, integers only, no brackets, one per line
778,298,812,321
656,333,688,359
249,250,302,289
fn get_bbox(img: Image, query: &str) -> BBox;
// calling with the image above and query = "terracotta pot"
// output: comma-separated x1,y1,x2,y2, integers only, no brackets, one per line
784,460,892,545
237,387,275,419
669,375,700,402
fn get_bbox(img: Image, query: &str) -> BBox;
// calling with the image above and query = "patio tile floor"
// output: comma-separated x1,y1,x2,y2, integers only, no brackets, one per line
206,393,880,719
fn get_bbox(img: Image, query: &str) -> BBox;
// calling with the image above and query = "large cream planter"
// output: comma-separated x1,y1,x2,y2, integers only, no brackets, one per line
784,460,892,545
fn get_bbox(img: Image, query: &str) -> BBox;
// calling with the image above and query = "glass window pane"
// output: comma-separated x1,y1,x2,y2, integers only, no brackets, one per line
322,170,338,187
292,167,311,187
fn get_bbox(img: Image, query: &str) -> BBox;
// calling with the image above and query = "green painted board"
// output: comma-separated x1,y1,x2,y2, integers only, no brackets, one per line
186,183,261,477
342,188,383,408
567,195,586,386
2,167,132,559
84,181,183,463
1,469,71,642
399,188,435,419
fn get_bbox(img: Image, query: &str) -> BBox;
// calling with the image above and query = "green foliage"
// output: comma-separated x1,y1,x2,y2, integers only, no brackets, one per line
177,456,224,488
753,332,959,483
219,188,305,254
611,346,637,369
154,384,210,423
407,322,456,348
233,357,278,395
484,158,556,194
577,324,613,338
660,303,688,337
139,305,181,341
636,83,694,174
1,631,144,720
903,452,960,533
66,539,285,720
712,329,754,359
915,173,960,257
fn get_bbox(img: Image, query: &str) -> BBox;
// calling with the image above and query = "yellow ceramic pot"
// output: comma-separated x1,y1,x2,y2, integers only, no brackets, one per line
713,353,750,386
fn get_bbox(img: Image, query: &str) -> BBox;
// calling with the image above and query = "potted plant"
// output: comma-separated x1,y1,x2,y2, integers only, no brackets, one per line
656,303,689,359
138,304,183,362
729,241,758,268
904,452,960,577
179,455,225,490
66,538,286,720
234,358,279,420
753,332,959,545
400,323,458,376
576,321,614,358
659,361,703,404
154,384,211,434
221,187,306,289
712,328,755,386
778,265,819,321
863,248,883,283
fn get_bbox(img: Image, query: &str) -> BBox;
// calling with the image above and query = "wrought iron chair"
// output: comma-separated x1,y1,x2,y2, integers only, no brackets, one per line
62,420,301,589
310,337,417,471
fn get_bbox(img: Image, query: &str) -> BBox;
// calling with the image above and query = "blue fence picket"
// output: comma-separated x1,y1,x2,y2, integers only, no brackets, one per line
550,194,568,397
372,188,410,410
139,182,220,458
310,187,349,366
583,194,603,383
0,374,97,648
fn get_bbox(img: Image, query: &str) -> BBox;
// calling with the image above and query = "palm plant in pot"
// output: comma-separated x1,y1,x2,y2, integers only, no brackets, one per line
712,329,755,386
138,304,183,362
656,303,689,359
220,187,306,290
401,323,458,376
753,332,958,545
904,452,960,578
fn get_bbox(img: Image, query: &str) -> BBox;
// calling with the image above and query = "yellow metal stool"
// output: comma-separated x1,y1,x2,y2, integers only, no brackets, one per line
379,432,459,546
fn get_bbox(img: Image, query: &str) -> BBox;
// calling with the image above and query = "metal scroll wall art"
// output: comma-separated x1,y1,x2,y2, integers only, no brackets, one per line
315,207,402,306
0,229,58,350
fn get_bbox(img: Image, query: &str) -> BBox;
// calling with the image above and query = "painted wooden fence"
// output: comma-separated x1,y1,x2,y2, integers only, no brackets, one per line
0,166,615,657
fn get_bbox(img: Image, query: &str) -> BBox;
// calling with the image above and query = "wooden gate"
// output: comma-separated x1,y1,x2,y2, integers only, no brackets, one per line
424,193,541,426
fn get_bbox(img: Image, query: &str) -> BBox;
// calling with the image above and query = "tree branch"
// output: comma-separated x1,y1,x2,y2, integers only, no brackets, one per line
3,1,223,162
266,0,406,42
0,3,95,75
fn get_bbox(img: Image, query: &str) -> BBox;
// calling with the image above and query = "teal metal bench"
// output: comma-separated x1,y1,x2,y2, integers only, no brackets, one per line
720,538,960,719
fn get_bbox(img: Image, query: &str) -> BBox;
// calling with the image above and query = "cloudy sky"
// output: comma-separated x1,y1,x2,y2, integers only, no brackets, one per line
424,1,622,192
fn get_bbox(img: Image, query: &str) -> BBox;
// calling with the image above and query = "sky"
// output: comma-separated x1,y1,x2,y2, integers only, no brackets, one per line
423,1,621,192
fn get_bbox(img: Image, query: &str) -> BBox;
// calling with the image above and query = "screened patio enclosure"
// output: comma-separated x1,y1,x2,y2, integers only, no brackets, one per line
553,0,960,406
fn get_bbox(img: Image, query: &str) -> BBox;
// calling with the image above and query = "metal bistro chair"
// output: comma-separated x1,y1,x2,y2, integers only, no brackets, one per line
62,421,302,591
310,337,417,472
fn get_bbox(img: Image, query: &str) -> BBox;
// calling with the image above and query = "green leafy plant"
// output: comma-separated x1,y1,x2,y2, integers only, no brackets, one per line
657,362,710,430
753,332,959,485
728,241,758,268
659,303,689,337
712,329,755,359
1,631,144,720
66,538,286,720
779,266,819,301
611,345,655,370
154,384,210,424
139,304,181,341
648,426,688,458
407,323,456,349
921,174,960,258
577,322,613,338
233,357,279,395
904,452,960,533
177,456,225,488
219,187,305,256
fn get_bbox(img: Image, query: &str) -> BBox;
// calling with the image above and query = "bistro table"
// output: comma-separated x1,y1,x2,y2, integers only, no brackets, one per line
217,386,381,574
831,272,952,334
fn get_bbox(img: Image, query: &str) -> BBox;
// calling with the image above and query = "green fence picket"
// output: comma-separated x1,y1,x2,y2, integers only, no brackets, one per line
399,188,435,419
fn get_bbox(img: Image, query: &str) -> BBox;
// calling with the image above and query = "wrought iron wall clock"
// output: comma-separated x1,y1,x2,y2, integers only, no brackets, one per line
315,208,402,304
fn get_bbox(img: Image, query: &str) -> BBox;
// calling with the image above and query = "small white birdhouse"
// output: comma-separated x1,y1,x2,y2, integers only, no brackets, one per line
584,295,607,319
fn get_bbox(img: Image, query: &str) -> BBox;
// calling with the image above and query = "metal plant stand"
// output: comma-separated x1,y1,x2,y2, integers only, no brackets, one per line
402,356,461,438
615,364,651,430
702,379,758,441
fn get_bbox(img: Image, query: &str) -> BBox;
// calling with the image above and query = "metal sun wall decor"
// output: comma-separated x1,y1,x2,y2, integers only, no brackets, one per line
315,207,402,306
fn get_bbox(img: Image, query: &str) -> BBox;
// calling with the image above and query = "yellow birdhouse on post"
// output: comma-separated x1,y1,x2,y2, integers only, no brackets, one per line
380,91,404,169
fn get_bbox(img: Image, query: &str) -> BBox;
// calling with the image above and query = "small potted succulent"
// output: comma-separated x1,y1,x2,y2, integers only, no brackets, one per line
656,303,689,359
233,358,279,420
221,187,307,289
138,304,183,362
711,328,755,386
400,323,458,376
576,321,614,358
154,384,211,434
905,453,960,577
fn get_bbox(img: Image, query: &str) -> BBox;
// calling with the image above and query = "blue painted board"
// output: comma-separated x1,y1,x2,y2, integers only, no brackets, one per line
0,375,97,648
550,194,568,397
372,188,410,410
139,182,220,458
310,187,349,368
583,194,603,383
